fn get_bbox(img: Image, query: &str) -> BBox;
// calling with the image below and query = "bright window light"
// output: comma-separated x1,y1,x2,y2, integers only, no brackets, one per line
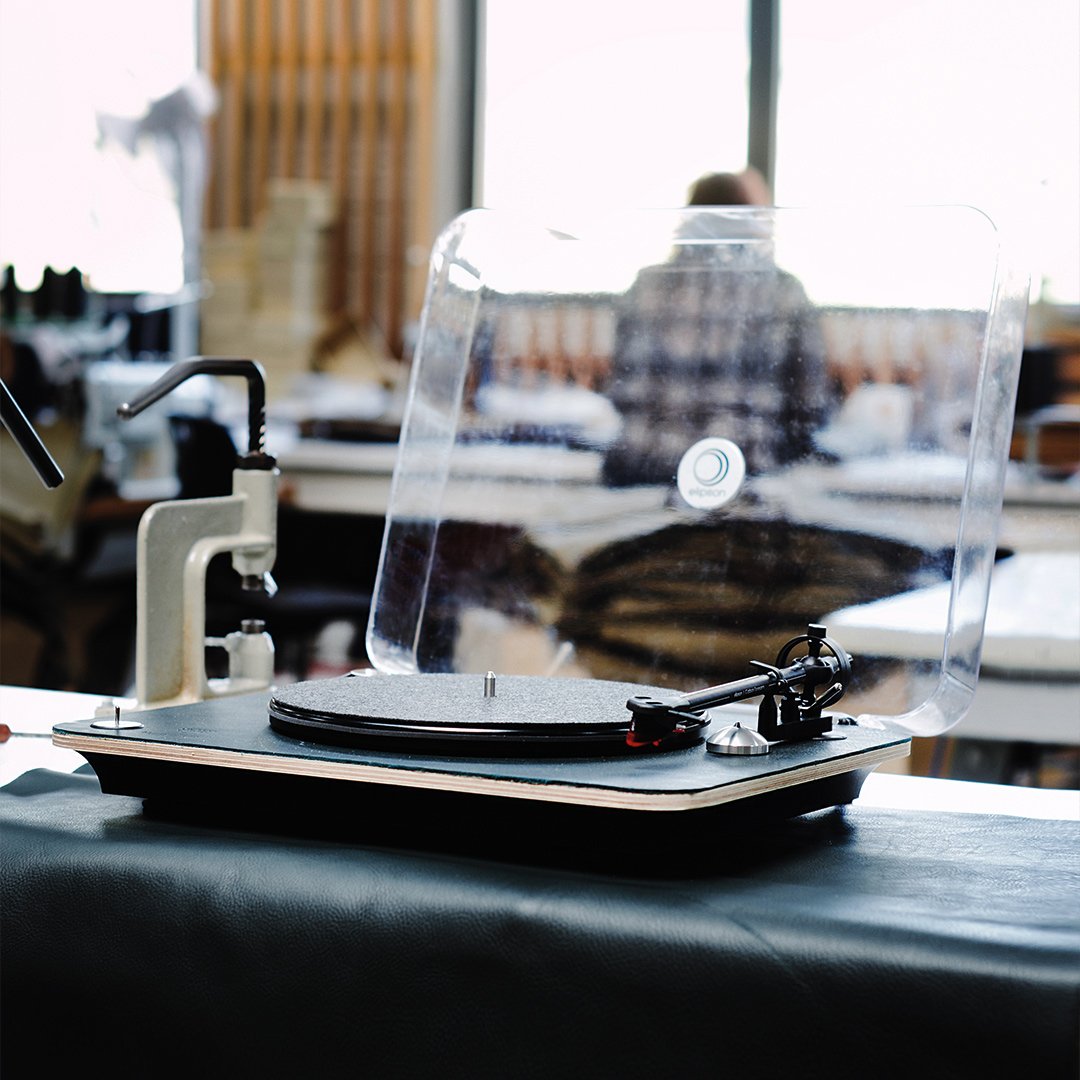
776,0,1080,305
0,0,198,294
480,1,751,231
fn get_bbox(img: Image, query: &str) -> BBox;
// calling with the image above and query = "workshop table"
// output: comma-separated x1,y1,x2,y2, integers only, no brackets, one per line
2,763,1077,1079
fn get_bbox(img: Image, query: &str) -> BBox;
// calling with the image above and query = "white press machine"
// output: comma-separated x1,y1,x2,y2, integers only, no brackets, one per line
117,357,278,709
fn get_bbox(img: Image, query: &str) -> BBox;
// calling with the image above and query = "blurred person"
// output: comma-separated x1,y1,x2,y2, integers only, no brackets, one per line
602,169,834,485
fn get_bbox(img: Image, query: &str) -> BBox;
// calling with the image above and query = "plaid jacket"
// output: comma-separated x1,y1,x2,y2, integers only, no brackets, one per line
603,241,832,485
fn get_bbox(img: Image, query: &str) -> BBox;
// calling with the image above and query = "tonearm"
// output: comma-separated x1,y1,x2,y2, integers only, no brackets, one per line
626,624,852,749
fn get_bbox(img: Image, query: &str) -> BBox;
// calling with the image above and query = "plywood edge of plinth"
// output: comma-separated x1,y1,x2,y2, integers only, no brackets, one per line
52,732,910,812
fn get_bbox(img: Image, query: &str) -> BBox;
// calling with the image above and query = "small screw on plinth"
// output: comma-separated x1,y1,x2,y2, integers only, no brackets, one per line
483,671,496,698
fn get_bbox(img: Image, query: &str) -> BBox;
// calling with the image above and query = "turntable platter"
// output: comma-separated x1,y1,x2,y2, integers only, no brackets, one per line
268,673,706,754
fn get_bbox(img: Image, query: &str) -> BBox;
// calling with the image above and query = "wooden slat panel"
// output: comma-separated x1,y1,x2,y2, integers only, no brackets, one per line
302,0,326,180
407,0,437,324
203,0,439,357
224,0,247,228
329,0,353,201
205,0,226,228
251,0,273,217
327,0,354,315
384,0,409,357
277,0,301,178
357,0,380,324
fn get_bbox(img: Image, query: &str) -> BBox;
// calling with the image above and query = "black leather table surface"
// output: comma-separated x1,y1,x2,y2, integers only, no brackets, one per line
2,768,1078,1079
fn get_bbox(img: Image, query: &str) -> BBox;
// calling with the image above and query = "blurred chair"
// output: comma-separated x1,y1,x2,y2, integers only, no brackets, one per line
0,417,105,688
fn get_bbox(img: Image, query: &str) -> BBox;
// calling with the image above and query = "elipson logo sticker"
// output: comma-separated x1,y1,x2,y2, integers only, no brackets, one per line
676,437,746,509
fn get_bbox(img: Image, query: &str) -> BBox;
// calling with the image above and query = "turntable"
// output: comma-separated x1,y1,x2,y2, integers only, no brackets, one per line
52,206,1028,830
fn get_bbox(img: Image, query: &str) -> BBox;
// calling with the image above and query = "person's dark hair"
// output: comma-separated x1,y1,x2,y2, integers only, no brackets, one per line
687,167,772,207
687,172,753,206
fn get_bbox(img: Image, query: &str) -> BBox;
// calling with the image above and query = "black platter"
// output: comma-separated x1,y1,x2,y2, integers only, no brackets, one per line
268,673,704,755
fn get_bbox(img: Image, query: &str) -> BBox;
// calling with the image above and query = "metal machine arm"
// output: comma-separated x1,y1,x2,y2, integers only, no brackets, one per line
118,356,272,464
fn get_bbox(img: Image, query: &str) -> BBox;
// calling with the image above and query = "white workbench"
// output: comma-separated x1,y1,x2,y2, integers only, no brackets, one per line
827,552,1080,744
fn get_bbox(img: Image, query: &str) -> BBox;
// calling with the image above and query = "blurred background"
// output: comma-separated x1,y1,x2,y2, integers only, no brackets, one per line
1,0,1077,787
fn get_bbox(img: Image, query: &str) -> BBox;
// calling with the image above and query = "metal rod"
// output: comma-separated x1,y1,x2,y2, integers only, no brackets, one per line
747,0,779,190
678,656,841,712
0,378,64,488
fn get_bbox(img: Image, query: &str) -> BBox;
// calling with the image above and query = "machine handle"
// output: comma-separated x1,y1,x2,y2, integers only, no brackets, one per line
117,356,271,463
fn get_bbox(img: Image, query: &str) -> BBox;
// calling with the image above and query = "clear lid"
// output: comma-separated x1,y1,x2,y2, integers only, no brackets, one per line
367,207,1028,735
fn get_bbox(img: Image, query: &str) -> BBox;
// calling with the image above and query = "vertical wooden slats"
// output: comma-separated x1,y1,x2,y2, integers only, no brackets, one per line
357,0,381,325
224,0,247,228
204,0,226,227
384,0,408,358
329,0,353,202
328,0,354,315
277,0,301,180
408,0,437,323
302,0,326,180
204,1,221,230
205,0,438,357
251,0,273,218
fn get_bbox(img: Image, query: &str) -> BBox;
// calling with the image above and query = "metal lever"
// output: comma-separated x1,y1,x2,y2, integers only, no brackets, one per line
118,355,272,464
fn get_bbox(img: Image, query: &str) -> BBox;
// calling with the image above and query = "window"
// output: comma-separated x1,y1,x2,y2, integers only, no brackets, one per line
479,1,750,229
479,1,1078,305
0,0,198,293
775,0,1080,305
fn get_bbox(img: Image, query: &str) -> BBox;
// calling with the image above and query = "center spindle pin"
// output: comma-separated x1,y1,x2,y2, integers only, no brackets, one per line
483,671,496,698
90,703,143,731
